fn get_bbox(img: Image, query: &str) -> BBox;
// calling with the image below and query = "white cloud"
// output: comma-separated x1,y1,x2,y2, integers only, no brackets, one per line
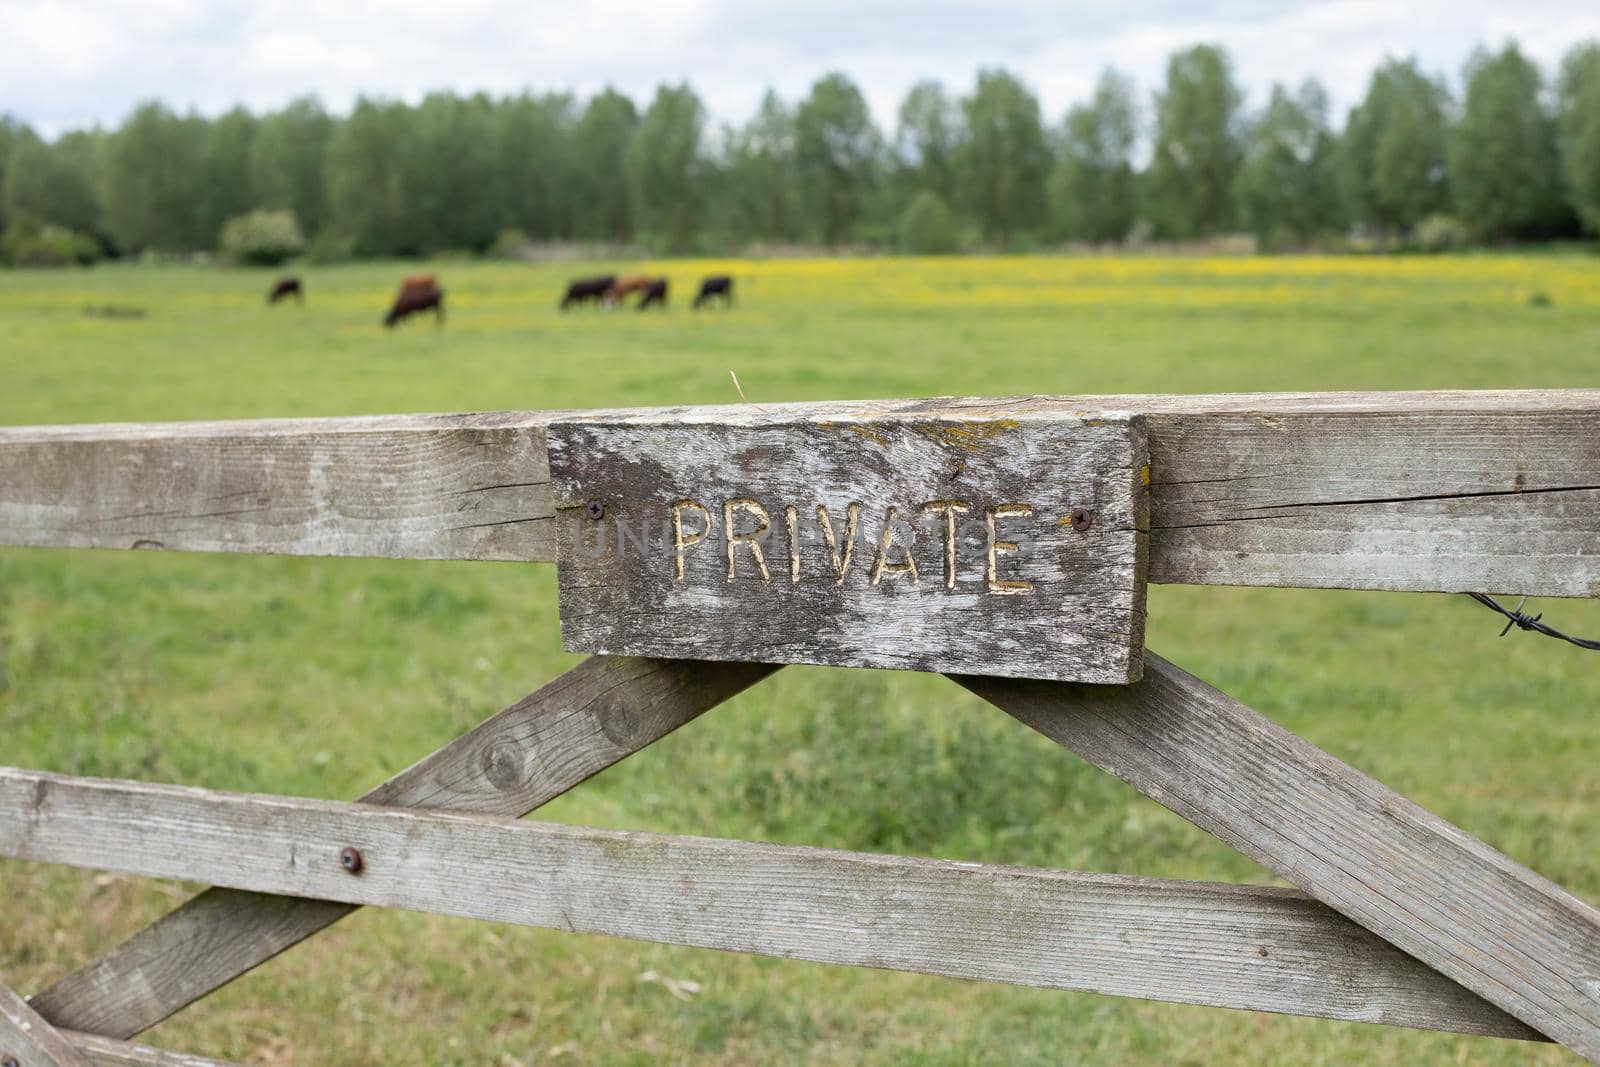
2,0,1597,138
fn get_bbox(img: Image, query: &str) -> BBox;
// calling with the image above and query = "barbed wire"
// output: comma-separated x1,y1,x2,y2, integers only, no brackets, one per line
1466,593,1600,651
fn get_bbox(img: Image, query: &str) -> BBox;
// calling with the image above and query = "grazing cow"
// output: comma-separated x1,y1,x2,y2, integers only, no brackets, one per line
268,276,302,305
637,278,668,310
693,275,733,309
604,274,654,306
384,278,445,327
561,274,617,310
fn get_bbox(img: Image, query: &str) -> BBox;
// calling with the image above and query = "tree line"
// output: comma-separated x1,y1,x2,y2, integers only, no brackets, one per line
3,39,1600,263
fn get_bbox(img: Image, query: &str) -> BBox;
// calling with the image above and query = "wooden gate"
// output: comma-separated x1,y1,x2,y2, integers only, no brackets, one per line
1,390,1597,1065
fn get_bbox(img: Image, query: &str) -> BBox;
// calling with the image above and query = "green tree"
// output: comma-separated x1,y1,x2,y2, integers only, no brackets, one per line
0,116,32,232
1450,43,1564,240
1557,42,1600,235
324,97,415,255
724,89,797,243
894,80,959,203
956,69,1050,244
1144,45,1243,238
1235,79,1342,248
793,72,881,245
103,102,210,252
571,89,638,242
202,106,258,242
897,189,958,252
3,130,102,238
404,92,502,252
251,97,333,236
1051,68,1139,243
1340,58,1451,240
626,84,706,251
497,92,576,240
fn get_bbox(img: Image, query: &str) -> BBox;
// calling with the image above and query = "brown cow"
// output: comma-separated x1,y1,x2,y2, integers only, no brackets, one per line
604,274,653,305
384,276,444,328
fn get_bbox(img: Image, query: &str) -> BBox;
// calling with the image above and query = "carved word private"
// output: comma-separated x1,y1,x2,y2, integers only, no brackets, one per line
670,498,1035,595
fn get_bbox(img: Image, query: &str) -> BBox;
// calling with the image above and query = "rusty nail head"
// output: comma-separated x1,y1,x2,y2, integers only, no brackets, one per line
1070,508,1093,533
340,846,364,874
3,1053,18,1067
585,499,605,520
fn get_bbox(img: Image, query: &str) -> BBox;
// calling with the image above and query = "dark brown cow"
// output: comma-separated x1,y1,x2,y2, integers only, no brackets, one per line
268,277,302,305
636,278,668,309
384,277,444,327
561,274,616,309
693,275,733,309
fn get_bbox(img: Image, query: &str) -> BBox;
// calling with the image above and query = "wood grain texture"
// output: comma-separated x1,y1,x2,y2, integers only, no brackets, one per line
2,391,1596,594
959,654,1600,1061
0,411,553,561
548,412,1147,682
26,656,776,1040
0,981,91,1067
0,769,1537,1040
61,1034,238,1067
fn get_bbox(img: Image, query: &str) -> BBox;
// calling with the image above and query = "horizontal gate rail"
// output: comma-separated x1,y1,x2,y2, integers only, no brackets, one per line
0,768,1537,1039
2,390,1597,595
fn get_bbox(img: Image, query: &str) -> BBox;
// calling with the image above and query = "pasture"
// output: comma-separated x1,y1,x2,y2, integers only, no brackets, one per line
2,253,1600,1065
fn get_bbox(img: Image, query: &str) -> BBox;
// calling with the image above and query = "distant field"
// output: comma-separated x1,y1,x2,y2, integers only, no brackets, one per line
2,255,1600,1066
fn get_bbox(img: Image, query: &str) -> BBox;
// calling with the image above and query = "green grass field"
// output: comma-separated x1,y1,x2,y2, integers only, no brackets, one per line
2,254,1600,1065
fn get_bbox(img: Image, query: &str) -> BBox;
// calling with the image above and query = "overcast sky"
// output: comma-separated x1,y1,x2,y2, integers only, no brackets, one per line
4,0,1599,138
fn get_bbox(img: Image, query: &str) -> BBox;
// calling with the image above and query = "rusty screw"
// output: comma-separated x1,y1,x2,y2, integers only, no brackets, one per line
585,499,605,520
1069,508,1094,533
340,846,364,875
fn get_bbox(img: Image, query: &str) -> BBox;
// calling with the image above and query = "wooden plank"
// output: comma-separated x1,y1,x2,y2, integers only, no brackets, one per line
26,656,776,1040
0,982,91,1067
0,411,554,562
0,769,1538,1040
2,391,1597,594
959,654,1600,1061
62,1034,238,1067
548,412,1147,682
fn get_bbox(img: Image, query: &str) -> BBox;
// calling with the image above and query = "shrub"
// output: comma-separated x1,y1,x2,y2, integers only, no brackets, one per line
896,191,959,254
1410,213,1468,253
219,209,306,266
2,219,99,267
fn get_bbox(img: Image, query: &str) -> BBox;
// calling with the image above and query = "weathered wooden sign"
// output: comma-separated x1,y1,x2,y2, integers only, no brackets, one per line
547,409,1148,682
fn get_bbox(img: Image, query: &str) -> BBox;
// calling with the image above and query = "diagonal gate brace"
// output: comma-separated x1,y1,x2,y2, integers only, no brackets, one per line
958,653,1600,1061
